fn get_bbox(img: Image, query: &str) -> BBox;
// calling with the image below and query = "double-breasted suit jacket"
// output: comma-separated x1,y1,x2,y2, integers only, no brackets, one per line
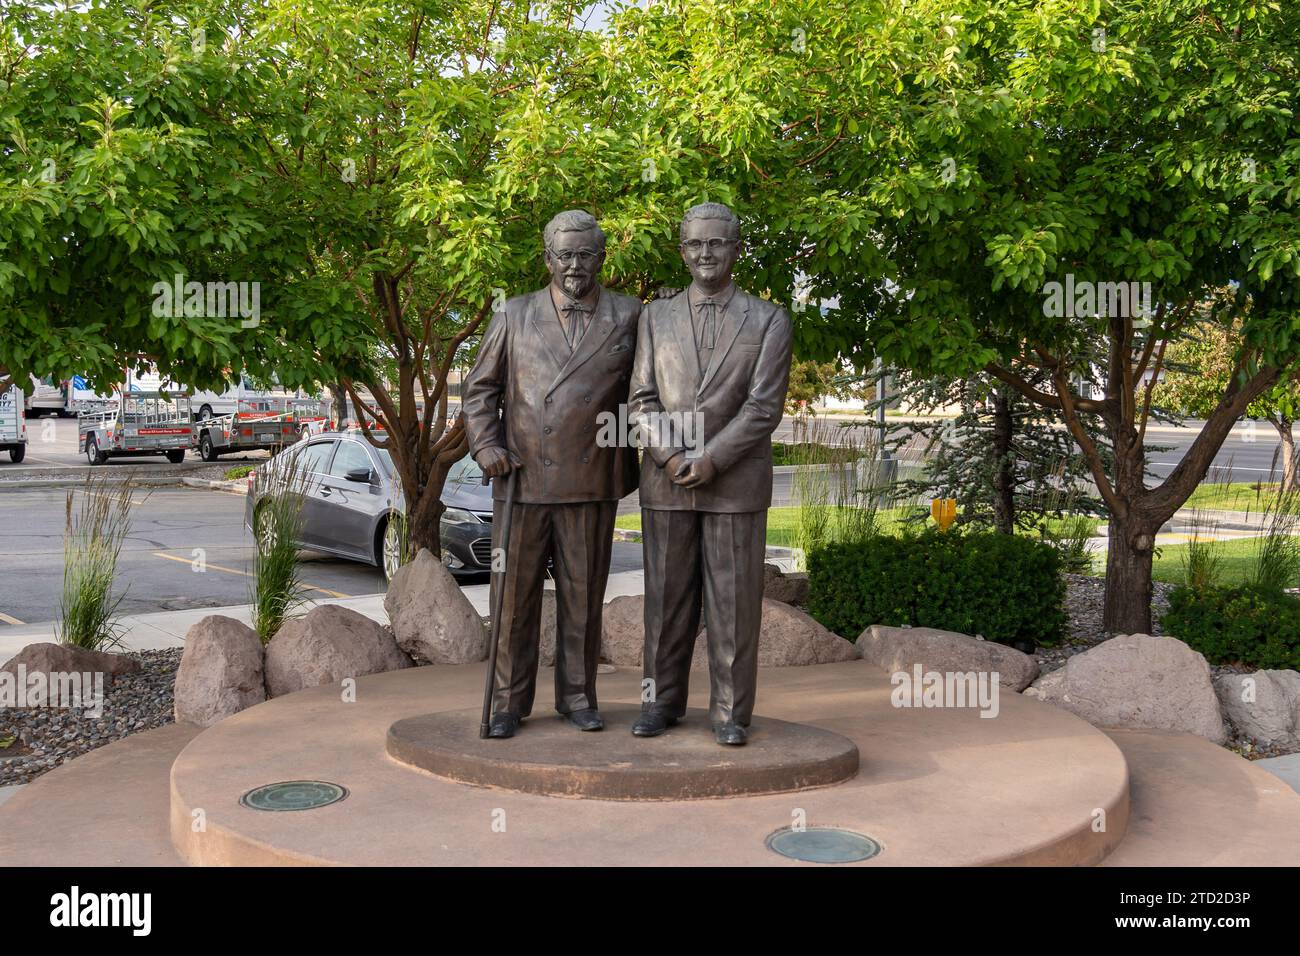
462,283,640,718
463,285,640,505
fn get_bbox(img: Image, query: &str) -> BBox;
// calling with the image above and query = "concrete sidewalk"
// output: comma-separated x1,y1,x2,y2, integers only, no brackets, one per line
0,545,802,659
0,568,652,658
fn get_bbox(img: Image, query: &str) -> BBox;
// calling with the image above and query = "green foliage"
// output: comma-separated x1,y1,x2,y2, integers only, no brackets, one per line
1179,510,1227,592
57,477,135,650
1161,586,1300,671
807,527,1068,648
1250,489,1300,593
223,465,254,481
886,370,1110,534
250,456,309,643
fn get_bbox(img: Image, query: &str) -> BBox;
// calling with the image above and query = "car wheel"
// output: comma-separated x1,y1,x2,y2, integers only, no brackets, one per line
199,404,214,420
381,520,405,583
86,437,105,466
254,504,278,552
199,434,218,462
165,449,186,464
9,445,24,463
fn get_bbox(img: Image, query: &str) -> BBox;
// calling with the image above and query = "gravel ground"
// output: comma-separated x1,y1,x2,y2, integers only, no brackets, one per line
0,648,181,787
1,573,1294,785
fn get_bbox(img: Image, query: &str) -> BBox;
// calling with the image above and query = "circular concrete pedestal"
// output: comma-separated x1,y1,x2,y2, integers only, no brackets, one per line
387,705,859,800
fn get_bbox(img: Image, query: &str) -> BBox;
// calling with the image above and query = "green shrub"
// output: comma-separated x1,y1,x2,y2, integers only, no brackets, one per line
224,465,254,481
1160,586,1300,670
57,476,136,650
807,528,1068,647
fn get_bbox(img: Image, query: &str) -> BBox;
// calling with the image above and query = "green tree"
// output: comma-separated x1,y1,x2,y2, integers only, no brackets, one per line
1153,308,1300,490
3,0,720,552
704,0,1300,633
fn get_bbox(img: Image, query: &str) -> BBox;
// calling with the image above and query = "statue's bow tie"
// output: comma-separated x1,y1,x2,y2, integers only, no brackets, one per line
561,301,591,315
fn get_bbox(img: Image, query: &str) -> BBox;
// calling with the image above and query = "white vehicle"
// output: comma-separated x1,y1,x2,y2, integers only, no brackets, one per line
189,374,310,421
0,385,27,463
24,375,68,417
79,391,193,465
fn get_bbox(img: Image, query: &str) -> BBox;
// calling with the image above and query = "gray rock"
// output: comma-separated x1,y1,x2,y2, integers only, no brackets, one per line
173,615,265,727
600,595,856,668
857,625,1039,691
384,550,487,664
762,563,810,606
1025,633,1227,743
0,642,140,706
600,594,650,667
1214,669,1300,747
265,605,412,697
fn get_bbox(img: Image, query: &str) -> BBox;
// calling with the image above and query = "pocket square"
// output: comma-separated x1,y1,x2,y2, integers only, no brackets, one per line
607,342,631,354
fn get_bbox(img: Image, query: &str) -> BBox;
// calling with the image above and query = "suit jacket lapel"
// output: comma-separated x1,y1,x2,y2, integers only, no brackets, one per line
548,285,617,395
670,292,702,394
699,292,750,395
528,288,571,377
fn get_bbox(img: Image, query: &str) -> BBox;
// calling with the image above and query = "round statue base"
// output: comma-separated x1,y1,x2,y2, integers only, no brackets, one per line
386,704,859,800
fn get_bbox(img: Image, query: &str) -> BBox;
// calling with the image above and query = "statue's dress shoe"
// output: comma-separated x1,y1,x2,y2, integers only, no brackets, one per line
487,712,520,739
713,721,747,746
631,711,678,737
567,708,604,732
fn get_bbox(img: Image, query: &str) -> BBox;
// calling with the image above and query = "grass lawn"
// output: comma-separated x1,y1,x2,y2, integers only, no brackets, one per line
1182,482,1287,512
616,506,1102,550
1148,536,1300,589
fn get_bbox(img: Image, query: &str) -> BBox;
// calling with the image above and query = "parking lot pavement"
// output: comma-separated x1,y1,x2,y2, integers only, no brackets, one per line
0,484,647,630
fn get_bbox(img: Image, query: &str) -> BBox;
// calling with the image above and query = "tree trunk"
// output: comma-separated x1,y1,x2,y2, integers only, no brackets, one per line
331,383,349,428
1102,511,1159,634
407,493,443,556
1268,415,1297,492
990,384,1015,534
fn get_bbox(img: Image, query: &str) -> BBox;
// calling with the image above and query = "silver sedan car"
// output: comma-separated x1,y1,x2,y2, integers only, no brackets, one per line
243,431,495,581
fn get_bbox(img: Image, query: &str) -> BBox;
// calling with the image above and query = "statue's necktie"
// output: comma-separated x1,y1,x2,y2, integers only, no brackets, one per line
695,299,718,349
560,301,590,349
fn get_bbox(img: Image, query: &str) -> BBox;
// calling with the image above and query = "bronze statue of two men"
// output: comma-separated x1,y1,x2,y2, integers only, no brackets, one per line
462,203,793,747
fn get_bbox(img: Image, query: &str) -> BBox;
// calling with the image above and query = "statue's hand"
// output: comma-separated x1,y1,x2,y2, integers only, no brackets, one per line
673,453,717,488
476,446,520,479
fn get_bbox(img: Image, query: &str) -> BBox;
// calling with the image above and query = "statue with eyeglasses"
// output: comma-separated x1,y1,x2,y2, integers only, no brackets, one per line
462,209,642,739
628,202,793,746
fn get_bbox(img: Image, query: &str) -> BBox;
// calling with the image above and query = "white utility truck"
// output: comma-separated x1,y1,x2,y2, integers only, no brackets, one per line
0,384,27,463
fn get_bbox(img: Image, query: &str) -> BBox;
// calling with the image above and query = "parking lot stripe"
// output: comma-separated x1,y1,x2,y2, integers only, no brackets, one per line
0,611,24,626
150,551,352,599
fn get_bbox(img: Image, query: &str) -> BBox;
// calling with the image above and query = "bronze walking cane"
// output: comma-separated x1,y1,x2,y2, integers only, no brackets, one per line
479,465,518,739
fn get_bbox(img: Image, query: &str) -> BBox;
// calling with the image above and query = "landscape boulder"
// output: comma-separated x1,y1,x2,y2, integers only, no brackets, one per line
762,564,810,606
385,550,487,664
265,604,412,696
0,642,140,706
173,615,265,727
1214,669,1300,747
1024,633,1227,743
856,624,1040,691
600,595,856,668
